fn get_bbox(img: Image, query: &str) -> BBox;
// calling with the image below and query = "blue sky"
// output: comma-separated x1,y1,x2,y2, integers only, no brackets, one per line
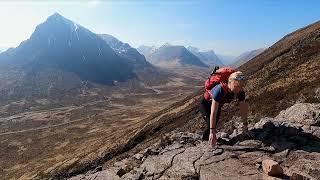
0,0,319,56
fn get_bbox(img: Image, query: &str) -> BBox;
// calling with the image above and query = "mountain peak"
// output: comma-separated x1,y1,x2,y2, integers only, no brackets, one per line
51,12,63,17
0,13,141,85
43,12,83,32
46,12,68,22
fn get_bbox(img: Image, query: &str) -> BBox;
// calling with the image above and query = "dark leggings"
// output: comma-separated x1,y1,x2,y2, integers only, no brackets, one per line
199,97,222,139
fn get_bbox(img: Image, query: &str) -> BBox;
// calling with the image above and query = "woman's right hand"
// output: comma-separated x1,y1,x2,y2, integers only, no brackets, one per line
208,131,217,148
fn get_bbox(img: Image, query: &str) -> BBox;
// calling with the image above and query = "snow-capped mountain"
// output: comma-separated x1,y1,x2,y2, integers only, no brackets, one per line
99,34,151,68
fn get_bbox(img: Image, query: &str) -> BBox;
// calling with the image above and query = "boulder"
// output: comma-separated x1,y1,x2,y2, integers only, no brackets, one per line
262,159,283,176
275,103,320,126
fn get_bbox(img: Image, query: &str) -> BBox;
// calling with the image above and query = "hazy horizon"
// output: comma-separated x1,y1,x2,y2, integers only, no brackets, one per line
0,0,319,56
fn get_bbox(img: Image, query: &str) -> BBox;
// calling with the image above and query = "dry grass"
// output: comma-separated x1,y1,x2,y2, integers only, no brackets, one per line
0,68,207,179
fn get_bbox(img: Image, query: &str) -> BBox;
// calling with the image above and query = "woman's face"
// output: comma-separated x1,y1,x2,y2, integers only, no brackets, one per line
229,80,243,94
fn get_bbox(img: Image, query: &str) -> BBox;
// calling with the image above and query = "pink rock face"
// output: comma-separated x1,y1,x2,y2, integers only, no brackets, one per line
262,159,283,176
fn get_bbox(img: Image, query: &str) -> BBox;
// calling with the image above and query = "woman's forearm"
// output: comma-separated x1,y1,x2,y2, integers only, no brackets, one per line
210,100,219,130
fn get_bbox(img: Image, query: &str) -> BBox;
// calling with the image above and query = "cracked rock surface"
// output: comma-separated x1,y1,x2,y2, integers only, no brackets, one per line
69,103,320,180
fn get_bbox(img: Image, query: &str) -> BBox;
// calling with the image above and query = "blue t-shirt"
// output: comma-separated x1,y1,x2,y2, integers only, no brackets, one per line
210,84,245,103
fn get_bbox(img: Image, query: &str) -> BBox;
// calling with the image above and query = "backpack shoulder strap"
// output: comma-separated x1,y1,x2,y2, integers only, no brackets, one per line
220,82,229,97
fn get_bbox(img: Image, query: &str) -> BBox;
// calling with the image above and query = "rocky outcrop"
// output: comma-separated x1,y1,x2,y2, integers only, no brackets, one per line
275,103,320,126
70,103,320,180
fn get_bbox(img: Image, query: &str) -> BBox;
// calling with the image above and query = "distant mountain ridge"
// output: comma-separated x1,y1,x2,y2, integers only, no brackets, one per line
99,34,152,68
138,44,208,68
137,45,157,57
138,44,268,68
231,48,265,68
216,54,236,65
138,45,241,67
187,46,224,67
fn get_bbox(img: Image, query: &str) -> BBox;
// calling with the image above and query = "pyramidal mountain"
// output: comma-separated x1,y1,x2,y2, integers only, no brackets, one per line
0,13,158,104
0,13,136,85
139,43,208,68
187,46,224,67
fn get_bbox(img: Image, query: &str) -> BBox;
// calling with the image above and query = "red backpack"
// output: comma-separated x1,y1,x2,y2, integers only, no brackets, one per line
204,66,235,101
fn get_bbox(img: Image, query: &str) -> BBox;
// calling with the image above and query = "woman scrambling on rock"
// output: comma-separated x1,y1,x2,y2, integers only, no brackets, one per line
199,67,250,148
